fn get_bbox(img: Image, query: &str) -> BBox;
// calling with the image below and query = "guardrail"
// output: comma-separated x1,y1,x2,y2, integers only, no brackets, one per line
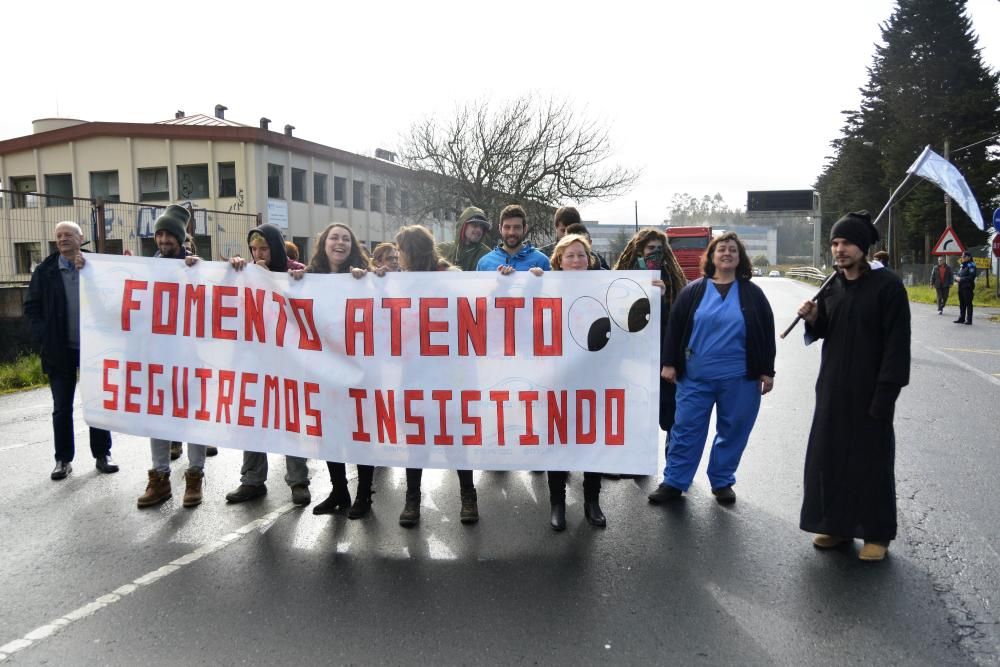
784,266,829,283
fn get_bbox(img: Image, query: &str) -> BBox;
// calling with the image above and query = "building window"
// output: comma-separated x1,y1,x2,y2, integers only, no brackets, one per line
15,242,42,273
291,168,307,202
44,174,73,206
353,180,365,210
400,190,410,215
370,184,382,212
314,173,328,205
386,187,397,214
334,177,347,207
177,164,209,199
268,164,284,199
90,170,120,202
218,162,237,197
9,176,37,208
138,167,169,202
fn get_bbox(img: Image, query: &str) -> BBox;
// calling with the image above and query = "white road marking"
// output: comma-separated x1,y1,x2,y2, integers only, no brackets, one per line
0,503,296,663
920,342,1000,387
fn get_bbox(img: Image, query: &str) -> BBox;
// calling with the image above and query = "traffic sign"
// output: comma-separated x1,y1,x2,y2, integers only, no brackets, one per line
993,207,1000,230
931,228,966,255
993,235,1000,257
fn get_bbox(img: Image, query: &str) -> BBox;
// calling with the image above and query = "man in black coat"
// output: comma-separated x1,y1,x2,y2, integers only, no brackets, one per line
24,221,117,480
797,211,910,562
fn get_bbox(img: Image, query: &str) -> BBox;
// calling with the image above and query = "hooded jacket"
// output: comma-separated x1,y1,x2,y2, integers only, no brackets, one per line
436,219,491,271
248,223,303,272
476,242,551,272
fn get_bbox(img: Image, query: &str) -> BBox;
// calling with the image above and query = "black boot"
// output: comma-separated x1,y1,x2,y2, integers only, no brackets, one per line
399,491,420,527
460,488,479,524
312,485,351,515
348,488,373,519
550,502,567,531
584,499,606,527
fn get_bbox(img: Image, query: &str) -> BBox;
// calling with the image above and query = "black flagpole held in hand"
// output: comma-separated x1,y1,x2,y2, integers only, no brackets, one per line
779,270,838,339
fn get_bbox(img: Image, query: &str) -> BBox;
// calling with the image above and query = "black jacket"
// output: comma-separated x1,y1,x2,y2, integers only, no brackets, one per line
662,277,776,381
24,252,74,374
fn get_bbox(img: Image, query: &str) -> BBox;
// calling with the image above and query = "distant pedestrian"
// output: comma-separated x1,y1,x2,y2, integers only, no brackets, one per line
871,250,889,270
929,256,954,315
954,251,976,325
797,211,911,562
24,221,117,480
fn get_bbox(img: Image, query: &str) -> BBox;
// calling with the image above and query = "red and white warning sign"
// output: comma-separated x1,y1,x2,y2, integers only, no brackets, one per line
931,228,966,255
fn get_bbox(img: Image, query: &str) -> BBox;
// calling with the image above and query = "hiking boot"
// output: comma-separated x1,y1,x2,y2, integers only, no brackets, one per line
460,488,479,524
399,492,421,527
206,446,219,457
137,470,172,508
712,485,737,505
347,491,373,520
169,442,182,460
647,483,683,504
182,468,204,507
225,484,267,503
291,484,311,506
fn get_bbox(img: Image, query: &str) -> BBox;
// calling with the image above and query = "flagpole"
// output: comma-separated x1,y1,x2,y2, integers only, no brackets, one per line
872,172,917,228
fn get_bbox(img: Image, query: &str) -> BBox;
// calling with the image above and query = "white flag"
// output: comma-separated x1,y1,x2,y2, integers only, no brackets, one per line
907,145,985,230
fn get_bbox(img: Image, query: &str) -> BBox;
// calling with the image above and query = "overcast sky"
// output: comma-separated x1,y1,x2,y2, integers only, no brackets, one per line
3,0,998,226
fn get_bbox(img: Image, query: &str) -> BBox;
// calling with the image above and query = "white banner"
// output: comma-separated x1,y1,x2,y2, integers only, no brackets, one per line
79,255,661,474
907,144,985,230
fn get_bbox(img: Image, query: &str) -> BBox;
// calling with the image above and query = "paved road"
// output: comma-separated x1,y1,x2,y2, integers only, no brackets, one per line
1,278,997,665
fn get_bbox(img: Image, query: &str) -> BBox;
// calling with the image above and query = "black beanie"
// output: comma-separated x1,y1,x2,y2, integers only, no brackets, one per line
830,211,879,254
153,205,191,244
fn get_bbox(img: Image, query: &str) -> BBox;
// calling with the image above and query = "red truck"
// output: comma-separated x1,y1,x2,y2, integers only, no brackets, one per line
666,226,712,281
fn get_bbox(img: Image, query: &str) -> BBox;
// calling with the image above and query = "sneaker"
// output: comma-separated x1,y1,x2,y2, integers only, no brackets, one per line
647,483,683,504
812,534,851,549
290,484,311,506
859,541,889,561
460,488,479,524
137,470,172,508
711,485,737,504
399,492,421,527
225,484,267,503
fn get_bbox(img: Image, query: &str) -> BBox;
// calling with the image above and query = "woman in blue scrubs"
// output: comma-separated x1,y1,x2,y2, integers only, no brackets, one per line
648,232,775,505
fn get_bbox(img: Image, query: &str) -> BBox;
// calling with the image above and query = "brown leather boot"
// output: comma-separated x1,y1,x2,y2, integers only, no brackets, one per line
183,468,204,507
137,470,171,508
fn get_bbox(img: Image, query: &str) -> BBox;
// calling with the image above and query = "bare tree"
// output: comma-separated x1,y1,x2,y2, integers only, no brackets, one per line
399,96,638,244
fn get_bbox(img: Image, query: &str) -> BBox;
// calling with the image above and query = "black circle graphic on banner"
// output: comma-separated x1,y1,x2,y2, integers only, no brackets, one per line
606,278,650,332
568,297,612,352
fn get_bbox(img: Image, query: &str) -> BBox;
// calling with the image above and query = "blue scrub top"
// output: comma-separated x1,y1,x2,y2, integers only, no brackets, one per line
685,281,747,380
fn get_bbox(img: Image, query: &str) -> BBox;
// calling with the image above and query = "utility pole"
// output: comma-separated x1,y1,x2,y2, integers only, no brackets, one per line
634,201,638,233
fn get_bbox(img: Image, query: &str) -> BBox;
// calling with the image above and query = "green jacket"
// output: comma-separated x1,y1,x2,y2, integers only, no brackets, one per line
437,220,491,271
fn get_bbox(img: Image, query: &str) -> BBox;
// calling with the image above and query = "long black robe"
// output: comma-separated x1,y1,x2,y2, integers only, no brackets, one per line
799,268,911,541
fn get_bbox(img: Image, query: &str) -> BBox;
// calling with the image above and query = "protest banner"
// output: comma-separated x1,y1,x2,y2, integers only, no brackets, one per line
80,255,661,474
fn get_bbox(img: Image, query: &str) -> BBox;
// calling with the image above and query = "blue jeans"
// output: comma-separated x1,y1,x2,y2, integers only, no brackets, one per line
663,375,761,491
48,348,112,463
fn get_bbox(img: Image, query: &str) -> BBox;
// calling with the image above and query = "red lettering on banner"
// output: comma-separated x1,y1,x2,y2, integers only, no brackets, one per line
245,288,266,343
216,370,236,423
147,363,164,415
419,298,449,356
263,375,280,428
284,379,301,433
432,390,454,445
518,390,539,445
375,390,398,444
152,282,179,335
124,361,142,413
346,299,374,356
289,299,322,352
533,298,562,356
103,359,119,410
494,297,525,356
382,298,411,356
403,390,425,445
457,297,487,356
461,390,482,446
547,390,567,444
172,366,189,417
121,280,147,331
489,390,509,446
349,388,371,441
194,368,212,421
183,284,206,338
576,390,597,444
211,285,238,340
238,373,258,427
272,293,289,347
304,383,322,437
605,389,625,445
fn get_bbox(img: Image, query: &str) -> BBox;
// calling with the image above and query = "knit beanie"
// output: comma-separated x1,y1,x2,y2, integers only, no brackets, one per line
153,205,191,244
830,210,879,254
458,206,490,231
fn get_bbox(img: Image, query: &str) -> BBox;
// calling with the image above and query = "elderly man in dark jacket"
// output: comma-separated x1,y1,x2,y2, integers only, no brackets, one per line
24,221,116,480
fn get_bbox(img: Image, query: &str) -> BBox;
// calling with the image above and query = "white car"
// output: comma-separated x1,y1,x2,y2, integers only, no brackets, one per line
768,270,781,277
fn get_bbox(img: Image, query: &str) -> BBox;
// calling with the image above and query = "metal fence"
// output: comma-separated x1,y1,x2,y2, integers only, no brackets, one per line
0,189,259,284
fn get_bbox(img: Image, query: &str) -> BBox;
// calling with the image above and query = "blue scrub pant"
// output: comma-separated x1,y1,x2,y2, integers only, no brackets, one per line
663,375,761,491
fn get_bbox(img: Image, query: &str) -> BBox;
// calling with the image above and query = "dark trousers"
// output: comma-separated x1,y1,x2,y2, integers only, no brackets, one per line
48,348,112,463
326,462,375,496
547,471,601,503
935,286,950,311
405,468,473,493
958,284,974,323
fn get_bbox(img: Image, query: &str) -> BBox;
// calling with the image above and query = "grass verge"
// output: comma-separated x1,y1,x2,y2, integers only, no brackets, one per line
906,283,1000,308
0,354,47,394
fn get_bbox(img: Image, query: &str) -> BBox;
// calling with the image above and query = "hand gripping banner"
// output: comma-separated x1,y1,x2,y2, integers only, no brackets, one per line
80,255,661,474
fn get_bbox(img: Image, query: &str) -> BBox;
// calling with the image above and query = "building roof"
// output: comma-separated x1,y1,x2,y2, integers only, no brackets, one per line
155,113,249,127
